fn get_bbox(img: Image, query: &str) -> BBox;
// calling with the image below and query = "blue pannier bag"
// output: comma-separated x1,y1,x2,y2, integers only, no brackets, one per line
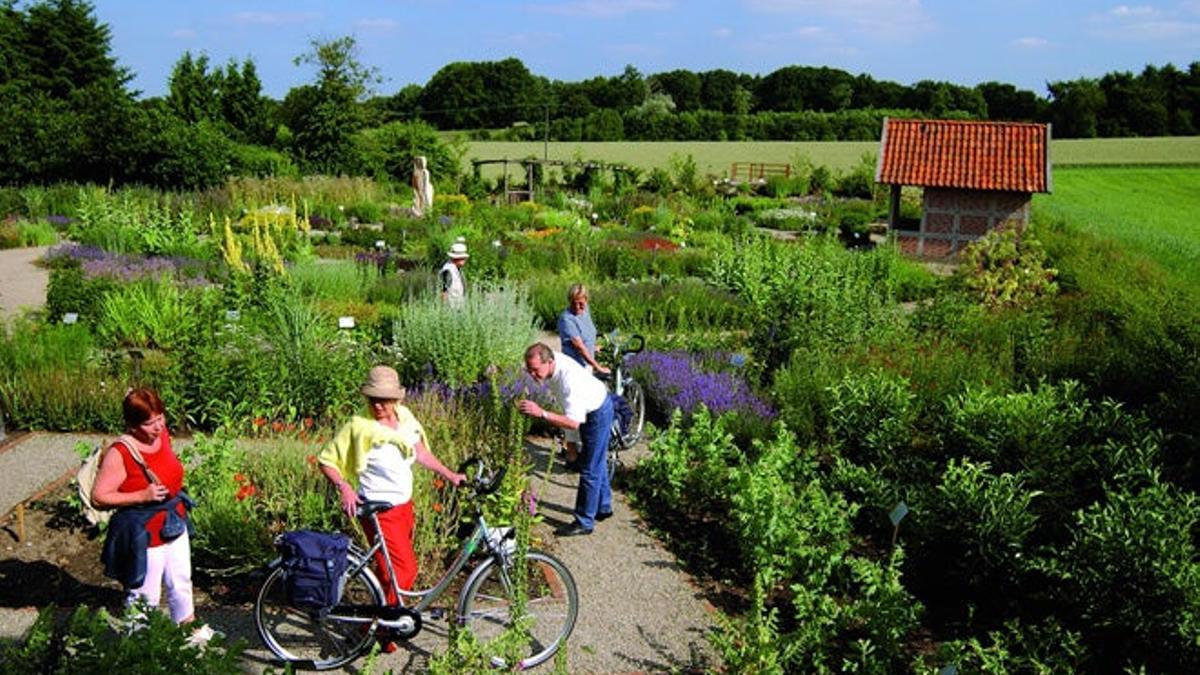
278,530,350,611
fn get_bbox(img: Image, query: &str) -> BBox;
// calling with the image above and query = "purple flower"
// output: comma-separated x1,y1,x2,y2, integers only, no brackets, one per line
628,350,775,421
44,243,208,284
47,215,74,226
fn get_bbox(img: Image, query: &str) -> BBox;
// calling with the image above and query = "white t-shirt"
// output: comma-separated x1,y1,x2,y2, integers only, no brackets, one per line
358,441,417,506
547,351,609,424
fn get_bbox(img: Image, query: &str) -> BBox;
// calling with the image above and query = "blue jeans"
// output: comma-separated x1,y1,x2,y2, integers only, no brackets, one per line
574,394,614,530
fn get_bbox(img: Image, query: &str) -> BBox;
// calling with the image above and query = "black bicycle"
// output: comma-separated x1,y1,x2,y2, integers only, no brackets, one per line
254,459,578,671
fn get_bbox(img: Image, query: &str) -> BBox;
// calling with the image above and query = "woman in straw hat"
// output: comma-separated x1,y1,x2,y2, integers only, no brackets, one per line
317,366,465,633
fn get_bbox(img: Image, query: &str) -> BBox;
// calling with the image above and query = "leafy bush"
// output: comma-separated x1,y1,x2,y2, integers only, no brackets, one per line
1041,478,1200,671
827,369,918,468
96,277,216,350
0,603,242,674
391,284,539,387
0,218,57,249
908,459,1041,621
958,226,1058,310
914,618,1084,674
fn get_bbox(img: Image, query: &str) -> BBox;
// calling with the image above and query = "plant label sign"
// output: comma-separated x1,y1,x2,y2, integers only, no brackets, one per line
62,313,79,324
939,666,958,675
889,501,909,527
375,240,386,249
338,316,356,329
225,310,241,322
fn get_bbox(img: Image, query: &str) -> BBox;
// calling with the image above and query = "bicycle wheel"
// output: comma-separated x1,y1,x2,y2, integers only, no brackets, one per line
619,379,646,448
255,555,386,671
458,550,579,670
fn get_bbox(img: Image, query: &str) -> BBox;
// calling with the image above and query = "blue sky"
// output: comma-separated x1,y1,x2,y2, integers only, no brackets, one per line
95,1,1200,99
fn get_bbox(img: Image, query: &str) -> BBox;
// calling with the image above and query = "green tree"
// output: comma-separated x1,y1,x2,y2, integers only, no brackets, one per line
418,58,542,129
219,58,273,144
167,51,220,124
649,69,701,111
1048,78,1106,138
289,36,381,173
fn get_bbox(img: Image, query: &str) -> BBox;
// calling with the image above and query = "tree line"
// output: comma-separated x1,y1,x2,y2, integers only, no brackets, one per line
2,0,1198,190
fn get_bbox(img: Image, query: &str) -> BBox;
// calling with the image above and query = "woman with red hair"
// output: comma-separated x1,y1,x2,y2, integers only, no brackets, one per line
92,387,212,643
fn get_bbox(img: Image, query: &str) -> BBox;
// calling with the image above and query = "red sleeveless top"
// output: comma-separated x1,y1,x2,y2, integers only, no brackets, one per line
115,431,186,547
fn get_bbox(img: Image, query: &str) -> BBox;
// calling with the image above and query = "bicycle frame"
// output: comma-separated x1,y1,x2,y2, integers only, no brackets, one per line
345,509,511,619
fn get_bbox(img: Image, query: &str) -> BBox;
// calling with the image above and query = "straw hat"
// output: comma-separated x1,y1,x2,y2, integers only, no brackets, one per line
448,241,469,259
360,365,406,400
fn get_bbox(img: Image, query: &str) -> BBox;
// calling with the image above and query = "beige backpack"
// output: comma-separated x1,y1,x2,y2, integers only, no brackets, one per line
76,435,159,527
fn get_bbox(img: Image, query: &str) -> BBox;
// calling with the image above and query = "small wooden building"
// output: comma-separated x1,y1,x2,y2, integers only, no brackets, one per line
876,118,1052,258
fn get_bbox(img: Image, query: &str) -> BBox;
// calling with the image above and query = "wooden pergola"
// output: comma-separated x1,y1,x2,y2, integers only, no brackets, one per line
471,158,634,202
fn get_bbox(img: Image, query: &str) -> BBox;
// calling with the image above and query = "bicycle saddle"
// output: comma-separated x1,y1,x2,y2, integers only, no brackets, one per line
359,500,395,517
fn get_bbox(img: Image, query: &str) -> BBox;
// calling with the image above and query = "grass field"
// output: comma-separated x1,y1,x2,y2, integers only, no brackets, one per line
466,136,1200,178
1033,166,1200,284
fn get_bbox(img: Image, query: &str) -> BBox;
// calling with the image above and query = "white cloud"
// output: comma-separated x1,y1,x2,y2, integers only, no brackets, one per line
171,28,196,39
741,0,931,40
1108,5,1160,18
526,0,674,18
713,27,733,39
1090,3,1200,40
1011,36,1051,49
353,18,400,32
230,12,320,27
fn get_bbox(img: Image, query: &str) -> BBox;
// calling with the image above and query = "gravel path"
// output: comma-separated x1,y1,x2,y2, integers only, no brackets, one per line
0,433,720,673
0,245,50,321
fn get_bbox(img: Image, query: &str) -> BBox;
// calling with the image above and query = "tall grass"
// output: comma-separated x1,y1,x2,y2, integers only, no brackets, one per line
290,259,379,302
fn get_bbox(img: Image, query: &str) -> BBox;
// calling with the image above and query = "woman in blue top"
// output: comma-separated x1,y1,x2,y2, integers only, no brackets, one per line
557,284,609,375
555,284,609,468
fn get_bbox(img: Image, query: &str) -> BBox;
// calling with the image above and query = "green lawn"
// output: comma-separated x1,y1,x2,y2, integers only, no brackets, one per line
465,136,1200,178
1033,166,1200,284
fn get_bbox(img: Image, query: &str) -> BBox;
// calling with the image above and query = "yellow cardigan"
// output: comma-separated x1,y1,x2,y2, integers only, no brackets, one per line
317,406,429,486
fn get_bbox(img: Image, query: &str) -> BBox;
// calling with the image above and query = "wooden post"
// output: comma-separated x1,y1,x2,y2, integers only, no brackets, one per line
888,184,901,230
15,503,25,543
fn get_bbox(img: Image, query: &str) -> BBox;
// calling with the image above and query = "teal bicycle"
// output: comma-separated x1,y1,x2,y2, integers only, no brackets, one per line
254,459,579,670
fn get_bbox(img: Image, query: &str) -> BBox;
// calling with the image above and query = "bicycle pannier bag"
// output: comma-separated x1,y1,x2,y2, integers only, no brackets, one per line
278,530,350,611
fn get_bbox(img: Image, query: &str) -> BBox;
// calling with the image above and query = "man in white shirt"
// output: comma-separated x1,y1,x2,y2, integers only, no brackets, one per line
439,239,468,308
518,343,615,536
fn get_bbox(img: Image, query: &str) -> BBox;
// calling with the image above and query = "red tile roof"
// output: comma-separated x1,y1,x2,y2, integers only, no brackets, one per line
876,118,1050,193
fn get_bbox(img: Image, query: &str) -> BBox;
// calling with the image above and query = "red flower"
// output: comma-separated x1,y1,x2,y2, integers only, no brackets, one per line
306,454,317,465
432,477,445,490
271,421,284,433
432,503,443,513
236,483,257,501
302,417,314,429
233,473,246,483
253,417,267,427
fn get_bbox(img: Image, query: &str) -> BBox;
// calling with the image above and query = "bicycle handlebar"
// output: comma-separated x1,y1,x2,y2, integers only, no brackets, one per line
456,457,507,497
605,331,645,358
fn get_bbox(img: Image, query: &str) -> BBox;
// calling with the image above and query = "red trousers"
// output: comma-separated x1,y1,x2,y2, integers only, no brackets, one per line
359,501,416,605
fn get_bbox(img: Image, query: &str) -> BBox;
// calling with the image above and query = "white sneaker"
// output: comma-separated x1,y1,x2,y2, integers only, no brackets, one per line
187,624,222,649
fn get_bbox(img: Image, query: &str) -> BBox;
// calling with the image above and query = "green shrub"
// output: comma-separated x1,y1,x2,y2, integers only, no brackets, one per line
909,459,1040,620
0,319,125,432
391,284,539,387
827,369,918,468
631,406,739,516
0,603,242,674
0,218,58,248
1040,478,1200,671
228,141,298,178
914,618,1085,674
96,277,216,350
958,226,1058,311
45,265,119,325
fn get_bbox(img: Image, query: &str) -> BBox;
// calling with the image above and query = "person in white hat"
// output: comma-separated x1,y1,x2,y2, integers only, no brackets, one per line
439,237,469,308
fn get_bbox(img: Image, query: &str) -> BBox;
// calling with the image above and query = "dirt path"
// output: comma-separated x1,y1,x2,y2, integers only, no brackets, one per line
0,246,50,320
